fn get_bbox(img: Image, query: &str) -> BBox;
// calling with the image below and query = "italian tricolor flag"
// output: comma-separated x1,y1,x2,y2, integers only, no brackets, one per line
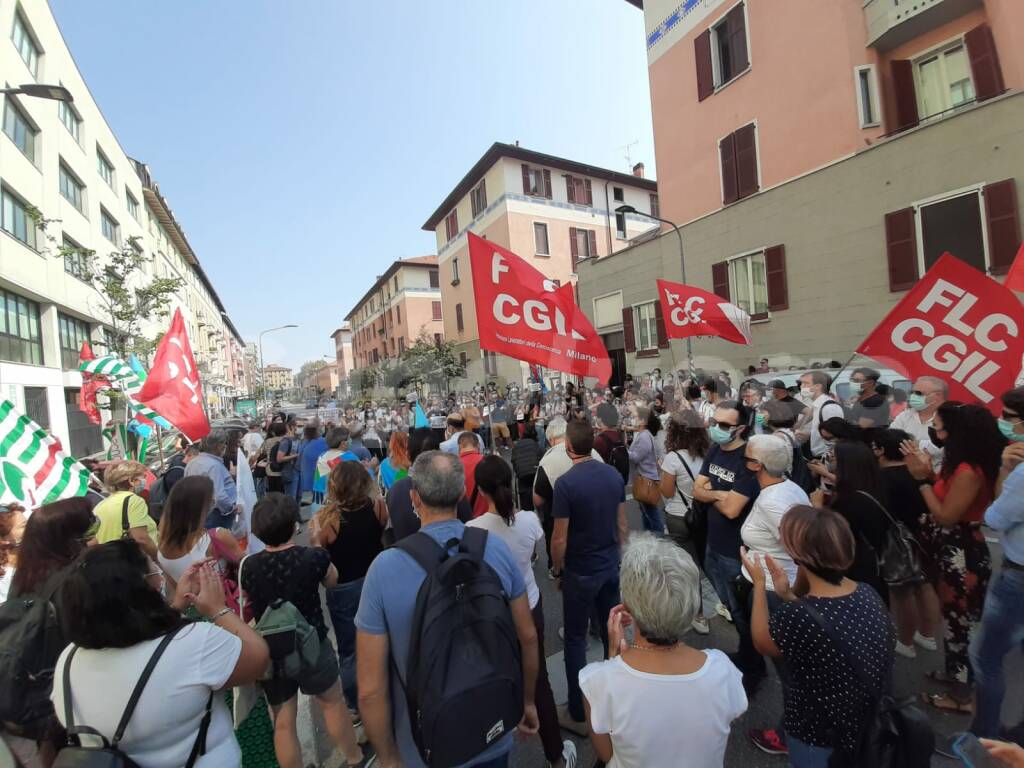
0,400,90,508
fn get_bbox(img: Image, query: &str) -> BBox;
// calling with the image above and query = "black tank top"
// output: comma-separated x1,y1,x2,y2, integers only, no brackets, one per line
325,501,384,583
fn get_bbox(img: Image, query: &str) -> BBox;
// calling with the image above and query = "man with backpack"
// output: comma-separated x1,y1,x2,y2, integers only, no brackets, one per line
356,450,540,768
593,403,630,486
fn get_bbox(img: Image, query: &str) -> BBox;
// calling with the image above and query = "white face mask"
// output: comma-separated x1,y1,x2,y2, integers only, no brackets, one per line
799,387,814,401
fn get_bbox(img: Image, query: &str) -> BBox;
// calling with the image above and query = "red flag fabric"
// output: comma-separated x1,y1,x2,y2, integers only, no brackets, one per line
656,279,752,345
137,308,210,441
468,233,612,384
77,342,103,425
1005,241,1024,292
856,253,1024,414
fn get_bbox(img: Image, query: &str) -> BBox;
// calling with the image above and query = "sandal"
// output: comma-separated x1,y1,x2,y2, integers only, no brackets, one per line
920,692,974,714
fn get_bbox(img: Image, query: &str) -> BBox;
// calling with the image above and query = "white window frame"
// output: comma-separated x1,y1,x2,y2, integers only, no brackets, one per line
854,64,881,129
58,99,80,143
11,9,40,78
58,162,85,214
100,208,119,246
634,301,658,351
912,37,975,121
126,190,139,220
533,221,549,256
709,0,751,92
96,147,115,189
615,211,627,240
612,186,624,202
912,183,990,276
726,248,770,320
526,166,546,197
1,185,39,250
2,96,38,163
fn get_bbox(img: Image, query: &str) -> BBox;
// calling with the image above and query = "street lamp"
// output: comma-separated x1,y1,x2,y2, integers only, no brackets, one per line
616,204,695,379
0,84,73,102
258,325,297,413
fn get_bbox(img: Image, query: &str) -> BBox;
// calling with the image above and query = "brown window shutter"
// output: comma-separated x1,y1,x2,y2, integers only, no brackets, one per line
983,179,1020,275
727,3,748,72
884,207,919,291
522,164,531,195
735,124,759,200
720,132,738,204
543,169,553,198
622,307,636,352
456,303,464,332
566,176,576,204
479,179,487,211
587,230,598,259
584,179,593,206
890,60,919,132
712,261,730,300
764,245,788,311
965,24,1005,103
654,300,669,348
569,227,579,270
694,29,713,101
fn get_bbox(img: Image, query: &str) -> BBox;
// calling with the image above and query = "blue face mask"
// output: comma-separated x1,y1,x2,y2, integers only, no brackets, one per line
708,425,735,445
908,393,929,412
849,382,862,396
998,418,1024,443
755,412,766,426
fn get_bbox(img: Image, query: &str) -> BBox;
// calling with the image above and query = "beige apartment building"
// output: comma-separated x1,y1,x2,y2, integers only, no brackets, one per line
346,256,444,374
576,0,1024,385
263,364,292,393
423,143,658,387
330,324,354,397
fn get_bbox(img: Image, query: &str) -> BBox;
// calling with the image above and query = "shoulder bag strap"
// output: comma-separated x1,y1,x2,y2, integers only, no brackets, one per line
395,530,445,576
62,645,81,734
670,451,693,512
460,526,488,561
110,624,185,747
184,692,214,768
800,600,874,690
121,496,132,538
237,554,249,618
855,490,899,529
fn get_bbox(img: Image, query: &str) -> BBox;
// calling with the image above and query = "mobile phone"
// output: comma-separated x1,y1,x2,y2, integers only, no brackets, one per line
953,732,996,768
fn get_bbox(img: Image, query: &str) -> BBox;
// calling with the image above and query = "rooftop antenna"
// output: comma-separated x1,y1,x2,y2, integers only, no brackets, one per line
618,140,639,170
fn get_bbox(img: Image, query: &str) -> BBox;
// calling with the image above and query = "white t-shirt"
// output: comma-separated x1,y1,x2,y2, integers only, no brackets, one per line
740,479,810,588
659,450,704,518
241,432,264,456
891,408,944,468
808,395,845,458
535,442,604,490
579,650,747,768
467,510,544,609
52,623,243,768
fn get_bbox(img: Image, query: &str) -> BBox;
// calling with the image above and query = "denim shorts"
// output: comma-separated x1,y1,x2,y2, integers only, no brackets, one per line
261,634,340,707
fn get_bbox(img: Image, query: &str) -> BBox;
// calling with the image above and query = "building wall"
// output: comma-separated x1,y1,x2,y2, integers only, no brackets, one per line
263,367,292,391
577,92,1024,380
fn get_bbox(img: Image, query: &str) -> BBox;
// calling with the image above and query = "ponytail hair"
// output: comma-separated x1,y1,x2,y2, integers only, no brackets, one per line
474,455,516,525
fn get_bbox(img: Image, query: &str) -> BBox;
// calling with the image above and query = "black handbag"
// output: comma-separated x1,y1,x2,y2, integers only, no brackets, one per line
53,625,212,768
856,491,926,587
801,600,933,768
671,452,709,569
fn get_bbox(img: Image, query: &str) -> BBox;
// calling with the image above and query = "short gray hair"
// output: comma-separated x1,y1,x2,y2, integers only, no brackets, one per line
916,375,949,398
620,533,700,643
748,434,792,477
199,429,227,455
409,450,465,509
545,416,568,443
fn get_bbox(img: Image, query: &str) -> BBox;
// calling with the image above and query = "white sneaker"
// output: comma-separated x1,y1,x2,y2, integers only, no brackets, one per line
715,603,733,623
558,626,565,641
691,616,711,635
556,739,578,768
895,641,917,659
914,632,938,651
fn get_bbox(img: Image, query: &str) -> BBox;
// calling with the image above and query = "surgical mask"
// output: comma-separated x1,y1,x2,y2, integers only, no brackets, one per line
799,387,814,401
927,426,946,448
755,412,766,426
908,393,929,412
708,425,735,445
849,382,862,396
998,419,1024,442
701,391,712,401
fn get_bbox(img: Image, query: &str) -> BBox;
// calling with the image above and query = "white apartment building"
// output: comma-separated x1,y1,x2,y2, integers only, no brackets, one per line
0,0,243,455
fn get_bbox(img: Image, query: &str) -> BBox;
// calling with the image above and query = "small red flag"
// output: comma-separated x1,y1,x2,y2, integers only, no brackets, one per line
77,342,103,425
137,309,210,441
656,279,752,345
1004,241,1024,293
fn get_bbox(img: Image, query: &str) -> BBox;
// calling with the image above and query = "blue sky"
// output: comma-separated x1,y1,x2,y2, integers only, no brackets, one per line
50,1,655,370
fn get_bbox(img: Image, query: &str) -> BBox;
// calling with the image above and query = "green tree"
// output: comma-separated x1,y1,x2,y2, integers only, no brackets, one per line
378,358,411,398
402,332,465,393
353,367,378,395
31,208,183,362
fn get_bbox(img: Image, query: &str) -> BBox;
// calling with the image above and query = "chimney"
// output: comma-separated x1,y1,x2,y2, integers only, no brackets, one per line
632,162,645,178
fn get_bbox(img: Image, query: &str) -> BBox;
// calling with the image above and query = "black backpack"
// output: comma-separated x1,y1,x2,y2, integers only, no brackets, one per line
600,433,630,485
0,570,68,737
147,464,183,523
779,432,817,495
269,440,284,473
395,528,523,767
53,625,212,768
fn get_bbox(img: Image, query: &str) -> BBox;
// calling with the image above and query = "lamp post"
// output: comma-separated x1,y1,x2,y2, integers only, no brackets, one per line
258,325,297,413
616,205,695,380
0,83,74,102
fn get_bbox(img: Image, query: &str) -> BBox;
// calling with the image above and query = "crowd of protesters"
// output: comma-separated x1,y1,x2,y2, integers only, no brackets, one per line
1,362,1024,768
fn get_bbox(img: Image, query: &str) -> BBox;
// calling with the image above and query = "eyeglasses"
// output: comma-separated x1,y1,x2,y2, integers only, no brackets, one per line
710,420,738,429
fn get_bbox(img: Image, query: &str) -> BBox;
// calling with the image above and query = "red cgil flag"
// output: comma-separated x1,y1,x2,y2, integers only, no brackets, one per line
137,308,210,441
656,279,752,345
77,342,103,425
1004,241,1024,293
856,253,1024,414
468,233,612,385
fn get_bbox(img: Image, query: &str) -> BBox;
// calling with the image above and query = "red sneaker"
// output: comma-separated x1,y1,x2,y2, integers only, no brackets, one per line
749,729,788,756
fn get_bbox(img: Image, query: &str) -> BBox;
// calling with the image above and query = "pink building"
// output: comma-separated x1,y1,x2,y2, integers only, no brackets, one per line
330,324,354,396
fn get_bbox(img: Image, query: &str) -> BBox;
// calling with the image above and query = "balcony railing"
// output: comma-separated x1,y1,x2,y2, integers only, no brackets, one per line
864,0,982,50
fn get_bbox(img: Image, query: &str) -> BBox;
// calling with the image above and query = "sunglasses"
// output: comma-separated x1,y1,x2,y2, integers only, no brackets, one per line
711,420,738,429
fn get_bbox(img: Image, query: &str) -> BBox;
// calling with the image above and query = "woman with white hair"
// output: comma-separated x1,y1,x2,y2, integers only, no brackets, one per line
579,533,747,768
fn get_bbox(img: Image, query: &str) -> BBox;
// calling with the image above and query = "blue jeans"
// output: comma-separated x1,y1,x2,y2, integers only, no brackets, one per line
970,567,1024,738
204,507,234,530
787,736,833,767
283,472,299,500
704,547,765,676
562,568,620,721
639,501,665,533
325,577,364,708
